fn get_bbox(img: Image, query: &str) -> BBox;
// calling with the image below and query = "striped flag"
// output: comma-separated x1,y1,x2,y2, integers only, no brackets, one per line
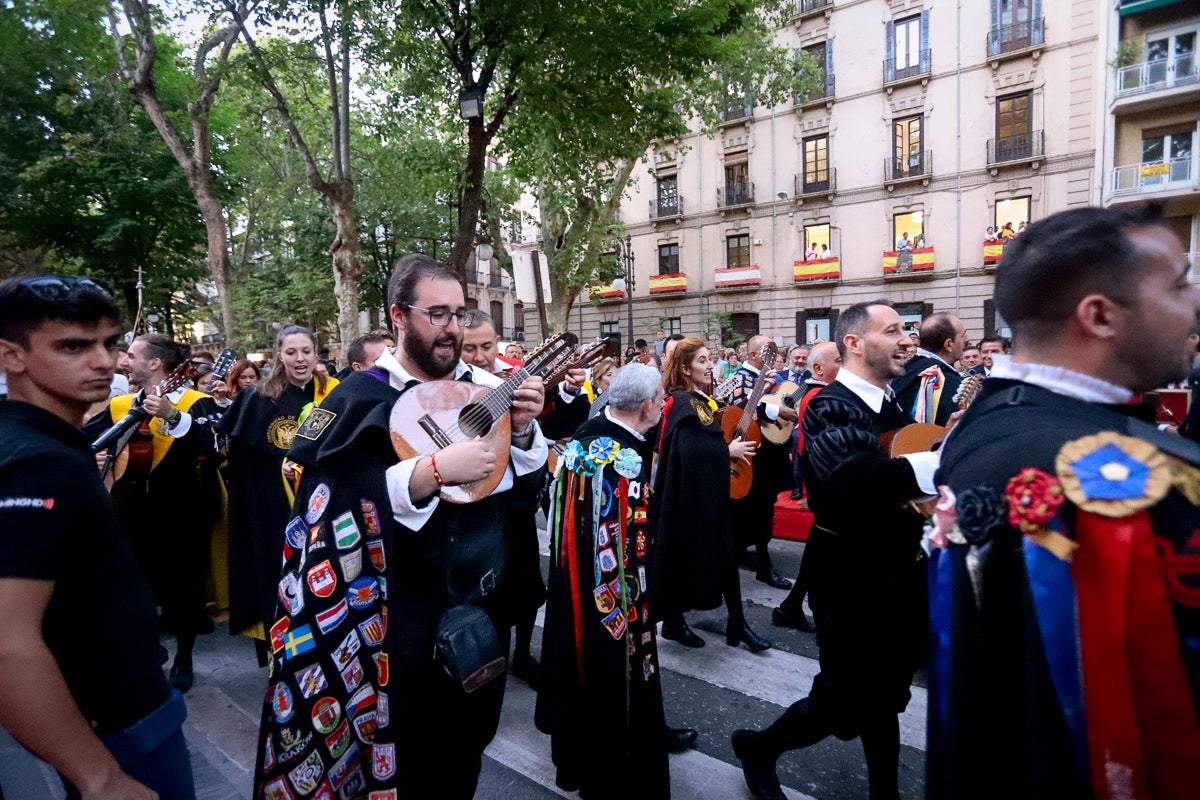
714,266,762,288
793,258,840,282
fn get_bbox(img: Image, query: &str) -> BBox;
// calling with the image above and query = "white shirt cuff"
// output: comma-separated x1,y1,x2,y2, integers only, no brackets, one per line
385,457,439,532
166,411,192,438
558,384,580,403
509,425,549,475
762,403,780,421
899,451,939,496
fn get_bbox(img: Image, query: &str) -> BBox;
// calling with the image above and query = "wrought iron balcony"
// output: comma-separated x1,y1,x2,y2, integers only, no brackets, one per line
884,49,930,85
987,130,1044,166
794,168,836,197
796,73,835,106
717,182,755,209
792,0,832,19
885,151,932,184
719,92,754,123
986,17,1045,57
649,196,684,219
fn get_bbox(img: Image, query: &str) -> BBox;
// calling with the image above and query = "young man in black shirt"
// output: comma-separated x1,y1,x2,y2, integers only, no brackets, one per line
0,276,195,799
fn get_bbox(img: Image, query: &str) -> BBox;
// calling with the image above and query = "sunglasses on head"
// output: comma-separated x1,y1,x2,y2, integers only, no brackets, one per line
17,276,114,301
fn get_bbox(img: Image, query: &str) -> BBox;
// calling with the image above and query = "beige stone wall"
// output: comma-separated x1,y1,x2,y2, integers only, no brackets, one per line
527,0,1106,347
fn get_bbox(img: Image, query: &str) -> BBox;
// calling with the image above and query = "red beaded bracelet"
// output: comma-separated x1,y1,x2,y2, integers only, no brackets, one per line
429,453,445,487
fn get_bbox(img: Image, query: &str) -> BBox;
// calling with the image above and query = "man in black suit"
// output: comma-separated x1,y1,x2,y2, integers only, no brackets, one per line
891,312,966,425
929,206,1200,799
732,301,937,800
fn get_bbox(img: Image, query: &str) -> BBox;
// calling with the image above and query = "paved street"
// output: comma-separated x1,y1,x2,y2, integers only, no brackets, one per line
170,531,926,800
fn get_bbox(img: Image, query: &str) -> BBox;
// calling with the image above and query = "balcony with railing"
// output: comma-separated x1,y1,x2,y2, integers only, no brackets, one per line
719,91,754,124
791,0,832,20
793,168,836,200
1114,53,1200,112
649,196,684,220
884,49,931,88
987,130,1044,169
883,247,935,278
986,17,1045,63
1109,156,1198,201
885,151,932,186
717,182,755,210
796,73,835,107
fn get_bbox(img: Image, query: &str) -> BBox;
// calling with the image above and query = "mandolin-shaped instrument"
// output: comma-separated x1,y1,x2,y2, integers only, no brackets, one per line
720,342,779,500
389,333,578,504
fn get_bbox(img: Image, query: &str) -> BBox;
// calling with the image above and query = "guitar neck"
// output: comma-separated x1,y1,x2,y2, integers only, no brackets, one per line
477,367,531,420
735,377,771,438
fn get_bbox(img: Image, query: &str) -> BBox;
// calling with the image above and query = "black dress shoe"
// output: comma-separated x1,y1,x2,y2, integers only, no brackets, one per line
510,653,541,688
665,727,699,753
169,666,194,693
661,620,705,648
731,729,786,800
756,570,793,590
727,620,772,653
771,607,816,633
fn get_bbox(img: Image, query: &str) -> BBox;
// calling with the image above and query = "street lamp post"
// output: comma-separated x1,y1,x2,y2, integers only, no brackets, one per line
612,234,636,352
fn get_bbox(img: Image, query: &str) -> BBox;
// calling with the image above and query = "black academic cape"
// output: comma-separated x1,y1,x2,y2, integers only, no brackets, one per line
799,380,928,730
217,380,334,634
929,379,1200,800
726,366,793,548
254,368,544,798
891,354,964,426
649,389,734,617
84,391,219,617
536,413,669,799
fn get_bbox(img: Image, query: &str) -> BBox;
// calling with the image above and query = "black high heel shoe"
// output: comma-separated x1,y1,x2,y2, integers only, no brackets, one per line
727,620,772,653
661,619,706,648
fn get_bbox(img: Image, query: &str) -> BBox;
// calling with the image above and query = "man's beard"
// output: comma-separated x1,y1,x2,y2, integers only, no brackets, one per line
404,326,462,378
865,340,905,381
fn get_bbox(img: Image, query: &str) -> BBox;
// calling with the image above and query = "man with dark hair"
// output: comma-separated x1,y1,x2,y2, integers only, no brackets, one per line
891,311,966,426
85,332,220,693
978,335,1005,375
929,206,1200,799
255,253,548,797
733,300,936,800
0,276,196,798
347,331,389,373
959,345,982,373
729,334,799,594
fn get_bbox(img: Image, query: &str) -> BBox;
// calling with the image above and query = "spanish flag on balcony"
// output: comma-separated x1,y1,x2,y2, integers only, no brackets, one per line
714,265,762,288
793,258,840,282
983,239,1005,265
883,247,935,274
648,273,688,294
589,283,624,299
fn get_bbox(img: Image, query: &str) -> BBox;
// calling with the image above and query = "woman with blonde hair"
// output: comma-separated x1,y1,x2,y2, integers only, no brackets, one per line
216,325,338,657
651,337,771,652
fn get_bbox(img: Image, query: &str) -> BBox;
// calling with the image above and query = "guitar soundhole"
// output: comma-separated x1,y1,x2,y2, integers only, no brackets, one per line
458,403,495,438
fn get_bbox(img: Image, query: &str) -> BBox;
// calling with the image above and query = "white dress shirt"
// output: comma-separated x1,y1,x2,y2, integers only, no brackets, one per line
835,367,938,495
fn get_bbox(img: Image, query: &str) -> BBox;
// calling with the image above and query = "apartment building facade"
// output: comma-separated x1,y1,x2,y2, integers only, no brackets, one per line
538,0,1105,350
1099,0,1198,265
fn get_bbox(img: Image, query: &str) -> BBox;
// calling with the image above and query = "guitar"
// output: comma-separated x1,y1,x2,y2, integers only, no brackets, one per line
759,379,810,444
879,372,986,514
541,337,620,474
389,333,579,504
94,349,235,489
720,342,779,500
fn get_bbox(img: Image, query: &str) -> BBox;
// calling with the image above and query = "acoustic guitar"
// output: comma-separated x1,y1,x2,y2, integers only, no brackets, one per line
540,336,620,474
389,333,578,504
720,342,779,500
94,349,235,490
759,379,810,445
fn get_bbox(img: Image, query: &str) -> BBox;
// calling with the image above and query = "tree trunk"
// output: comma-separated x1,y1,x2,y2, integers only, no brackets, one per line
197,189,235,344
327,181,363,364
447,116,487,278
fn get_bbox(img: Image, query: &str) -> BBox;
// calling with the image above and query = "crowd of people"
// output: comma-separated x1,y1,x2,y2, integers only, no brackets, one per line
1,204,1199,799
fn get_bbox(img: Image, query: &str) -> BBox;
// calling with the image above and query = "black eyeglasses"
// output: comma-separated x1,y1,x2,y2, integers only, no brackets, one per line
405,304,478,328
17,276,114,300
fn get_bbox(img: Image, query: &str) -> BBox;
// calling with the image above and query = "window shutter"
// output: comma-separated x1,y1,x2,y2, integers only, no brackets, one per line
1031,0,1044,45
984,299,996,338
885,21,896,82
919,11,931,74
825,40,836,97
921,302,934,320
795,310,808,345
988,0,1002,56
828,308,840,341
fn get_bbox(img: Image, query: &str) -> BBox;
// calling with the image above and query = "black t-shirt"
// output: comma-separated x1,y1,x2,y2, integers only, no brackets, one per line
0,401,169,733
